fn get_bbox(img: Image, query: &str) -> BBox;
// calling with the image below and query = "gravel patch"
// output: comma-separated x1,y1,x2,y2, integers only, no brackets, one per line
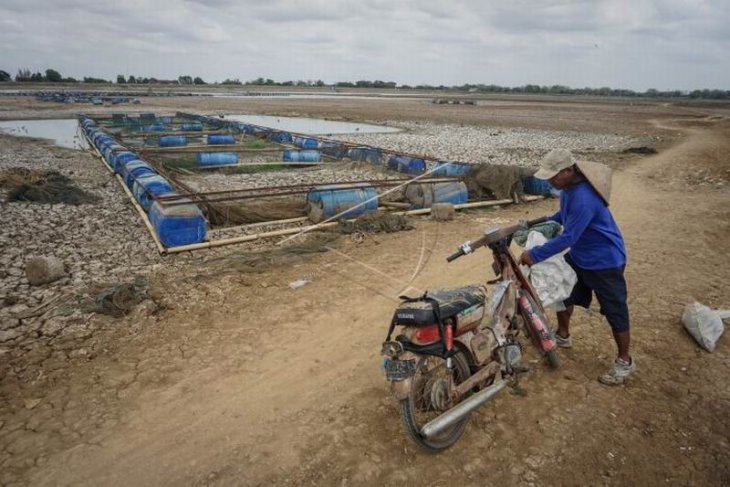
335,121,639,167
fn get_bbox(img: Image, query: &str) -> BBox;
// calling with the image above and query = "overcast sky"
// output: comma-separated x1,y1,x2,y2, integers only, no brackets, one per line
1,0,728,90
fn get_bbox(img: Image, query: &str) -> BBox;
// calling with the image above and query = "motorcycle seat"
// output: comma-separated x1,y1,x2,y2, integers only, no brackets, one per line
393,284,487,326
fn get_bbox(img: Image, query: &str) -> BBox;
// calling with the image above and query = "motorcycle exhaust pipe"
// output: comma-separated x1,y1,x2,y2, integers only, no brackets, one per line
420,380,507,439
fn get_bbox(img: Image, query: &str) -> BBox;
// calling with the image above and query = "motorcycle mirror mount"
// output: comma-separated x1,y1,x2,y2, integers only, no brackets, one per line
458,242,473,255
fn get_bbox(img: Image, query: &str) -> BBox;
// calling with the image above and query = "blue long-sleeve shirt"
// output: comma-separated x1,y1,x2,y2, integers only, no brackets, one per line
529,181,626,270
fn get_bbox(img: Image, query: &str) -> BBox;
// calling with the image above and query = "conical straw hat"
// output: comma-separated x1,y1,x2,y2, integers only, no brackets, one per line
576,160,612,205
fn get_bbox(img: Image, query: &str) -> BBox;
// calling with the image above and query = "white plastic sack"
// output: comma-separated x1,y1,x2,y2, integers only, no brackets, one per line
525,231,577,308
681,301,730,352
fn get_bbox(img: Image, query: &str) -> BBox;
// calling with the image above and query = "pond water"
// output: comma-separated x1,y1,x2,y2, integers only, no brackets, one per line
0,119,89,149
223,114,400,134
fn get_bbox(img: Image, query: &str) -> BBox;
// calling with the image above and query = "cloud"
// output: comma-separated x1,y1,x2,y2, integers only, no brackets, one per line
0,0,727,90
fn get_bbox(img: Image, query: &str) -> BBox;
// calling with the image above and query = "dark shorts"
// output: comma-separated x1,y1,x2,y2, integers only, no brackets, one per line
564,254,630,333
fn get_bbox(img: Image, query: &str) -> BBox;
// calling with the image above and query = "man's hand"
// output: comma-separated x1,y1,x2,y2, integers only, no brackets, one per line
519,251,534,267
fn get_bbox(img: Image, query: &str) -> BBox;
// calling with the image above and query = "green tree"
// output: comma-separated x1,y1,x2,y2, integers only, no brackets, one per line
117,74,126,84
45,69,62,82
30,72,44,82
178,75,193,85
0,70,10,82
193,76,206,85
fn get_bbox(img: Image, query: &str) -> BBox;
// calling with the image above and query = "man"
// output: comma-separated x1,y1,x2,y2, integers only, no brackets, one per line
519,149,635,385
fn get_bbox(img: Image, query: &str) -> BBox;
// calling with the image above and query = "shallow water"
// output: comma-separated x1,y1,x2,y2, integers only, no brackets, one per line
223,114,400,135
0,119,88,149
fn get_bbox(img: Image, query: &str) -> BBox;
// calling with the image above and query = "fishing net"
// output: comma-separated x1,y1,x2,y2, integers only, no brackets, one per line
513,220,563,247
205,197,307,225
206,213,414,275
93,276,148,317
463,164,533,200
1,168,98,205
207,231,340,274
338,213,414,234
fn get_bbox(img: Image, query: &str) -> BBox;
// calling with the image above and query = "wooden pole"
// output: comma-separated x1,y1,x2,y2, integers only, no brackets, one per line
165,221,341,253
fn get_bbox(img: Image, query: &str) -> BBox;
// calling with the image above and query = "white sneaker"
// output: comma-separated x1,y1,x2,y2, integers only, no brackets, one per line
554,333,572,349
599,357,636,385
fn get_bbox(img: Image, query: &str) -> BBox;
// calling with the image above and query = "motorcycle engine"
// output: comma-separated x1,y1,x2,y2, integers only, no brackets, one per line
498,342,522,371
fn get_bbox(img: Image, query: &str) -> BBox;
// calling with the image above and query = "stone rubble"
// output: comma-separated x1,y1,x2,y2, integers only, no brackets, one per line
336,120,640,166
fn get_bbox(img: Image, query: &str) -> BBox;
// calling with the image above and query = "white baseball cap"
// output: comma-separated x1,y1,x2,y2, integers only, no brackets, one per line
534,149,575,180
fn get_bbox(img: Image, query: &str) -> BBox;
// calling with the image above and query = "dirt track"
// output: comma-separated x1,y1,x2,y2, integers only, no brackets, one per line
1,97,729,486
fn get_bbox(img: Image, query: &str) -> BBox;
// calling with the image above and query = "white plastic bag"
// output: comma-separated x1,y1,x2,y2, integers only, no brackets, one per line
525,231,577,308
681,301,730,352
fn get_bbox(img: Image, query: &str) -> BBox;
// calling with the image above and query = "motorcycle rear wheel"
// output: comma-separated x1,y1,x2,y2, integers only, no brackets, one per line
399,351,472,453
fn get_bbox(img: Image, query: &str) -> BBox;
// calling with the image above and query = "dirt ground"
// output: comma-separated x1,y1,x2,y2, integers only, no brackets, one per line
1,95,729,486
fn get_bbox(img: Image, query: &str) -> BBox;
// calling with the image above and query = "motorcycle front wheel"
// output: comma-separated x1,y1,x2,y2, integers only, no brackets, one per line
520,293,560,369
399,350,472,453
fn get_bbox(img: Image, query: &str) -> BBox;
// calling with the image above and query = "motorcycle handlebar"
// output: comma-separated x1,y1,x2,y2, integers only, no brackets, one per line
446,249,465,262
445,215,551,263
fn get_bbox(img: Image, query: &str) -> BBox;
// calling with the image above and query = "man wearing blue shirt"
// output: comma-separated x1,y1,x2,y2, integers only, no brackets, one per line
519,149,635,385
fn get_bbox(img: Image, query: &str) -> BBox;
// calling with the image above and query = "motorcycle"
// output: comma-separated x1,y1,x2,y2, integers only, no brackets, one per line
381,217,559,452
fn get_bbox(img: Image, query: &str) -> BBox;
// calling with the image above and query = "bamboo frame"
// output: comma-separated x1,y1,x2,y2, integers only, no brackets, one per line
140,146,283,154
164,196,545,254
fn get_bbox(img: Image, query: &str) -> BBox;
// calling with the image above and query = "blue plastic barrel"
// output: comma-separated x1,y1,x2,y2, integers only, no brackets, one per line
387,155,426,174
159,135,187,147
283,149,321,163
112,151,138,173
97,139,117,153
93,133,113,146
102,144,125,165
307,184,378,223
149,193,208,247
132,174,174,211
405,181,468,208
293,136,320,149
181,122,203,132
122,161,156,188
196,152,238,166
207,134,235,145
432,161,472,177
269,132,293,144
523,176,560,197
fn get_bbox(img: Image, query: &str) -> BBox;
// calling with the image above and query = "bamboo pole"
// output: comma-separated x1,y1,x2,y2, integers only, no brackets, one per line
165,222,340,253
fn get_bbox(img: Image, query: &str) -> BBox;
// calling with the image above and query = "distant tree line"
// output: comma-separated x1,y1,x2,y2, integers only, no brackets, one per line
1,68,728,100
